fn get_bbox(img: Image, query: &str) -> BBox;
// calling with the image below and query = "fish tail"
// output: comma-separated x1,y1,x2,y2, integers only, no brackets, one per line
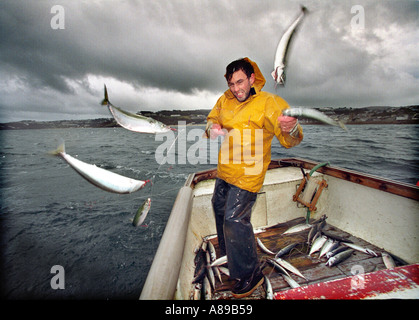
100,84,109,106
338,121,348,132
49,142,65,156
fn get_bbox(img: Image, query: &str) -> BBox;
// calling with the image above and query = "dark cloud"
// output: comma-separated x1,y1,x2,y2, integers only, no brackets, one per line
0,0,418,122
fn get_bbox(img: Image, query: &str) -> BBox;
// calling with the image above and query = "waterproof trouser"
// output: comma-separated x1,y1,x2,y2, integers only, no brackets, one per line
211,178,259,280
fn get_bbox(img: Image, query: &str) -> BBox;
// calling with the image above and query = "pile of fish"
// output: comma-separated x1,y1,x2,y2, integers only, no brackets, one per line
191,238,228,300
191,215,400,300
279,215,380,267
255,215,399,298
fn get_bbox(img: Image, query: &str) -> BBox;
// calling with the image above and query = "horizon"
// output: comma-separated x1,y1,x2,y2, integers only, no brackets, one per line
0,1,418,122
2,104,418,125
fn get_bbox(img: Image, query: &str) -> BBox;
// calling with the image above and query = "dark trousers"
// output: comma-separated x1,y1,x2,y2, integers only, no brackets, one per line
211,178,259,280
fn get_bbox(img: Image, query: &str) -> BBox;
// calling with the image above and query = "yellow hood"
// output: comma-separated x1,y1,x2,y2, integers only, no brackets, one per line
223,57,266,100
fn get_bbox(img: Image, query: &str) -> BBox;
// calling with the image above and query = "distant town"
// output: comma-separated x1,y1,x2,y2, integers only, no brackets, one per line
0,105,418,130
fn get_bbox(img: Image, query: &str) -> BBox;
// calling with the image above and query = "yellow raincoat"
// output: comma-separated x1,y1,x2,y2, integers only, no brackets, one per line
207,58,303,193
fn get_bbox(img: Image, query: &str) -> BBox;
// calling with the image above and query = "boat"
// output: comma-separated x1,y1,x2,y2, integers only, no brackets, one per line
140,158,419,300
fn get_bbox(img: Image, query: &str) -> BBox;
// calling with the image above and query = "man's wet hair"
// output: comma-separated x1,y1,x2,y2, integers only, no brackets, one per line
225,58,254,82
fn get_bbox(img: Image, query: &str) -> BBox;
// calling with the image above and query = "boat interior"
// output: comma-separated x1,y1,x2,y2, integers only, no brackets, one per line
174,159,419,300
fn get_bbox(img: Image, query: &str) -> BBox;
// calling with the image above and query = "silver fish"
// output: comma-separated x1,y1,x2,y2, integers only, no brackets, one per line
213,266,223,283
206,251,215,289
275,258,306,280
342,242,378,256
282,274,300,289
201,240,208,252
275,243,299,259
265,276,274,300
257,237,275,255
133,198,151,227
325,249,354,267
50,143,149,194
319,239,339,259
203,276,212,300
283,223,312,235
272,6,307,87
207,241,217,262
326,245,348,259
218,266,230,277
382,252,396,269
309,235,328,256
101,85,173,134
268,259,291,278
210,255,227,267
283,108,347,131
307,224,319,245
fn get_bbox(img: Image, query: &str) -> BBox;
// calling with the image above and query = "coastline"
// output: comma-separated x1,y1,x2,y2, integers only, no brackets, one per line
0,105,417,130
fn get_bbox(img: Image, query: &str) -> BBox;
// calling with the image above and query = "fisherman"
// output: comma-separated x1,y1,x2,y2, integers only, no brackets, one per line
205,58,303,298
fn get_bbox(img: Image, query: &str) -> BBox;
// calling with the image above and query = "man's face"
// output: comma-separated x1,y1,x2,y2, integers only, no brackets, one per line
227,70,255,102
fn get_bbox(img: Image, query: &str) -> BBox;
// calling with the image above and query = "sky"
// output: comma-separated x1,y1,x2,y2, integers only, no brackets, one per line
0,0,418,122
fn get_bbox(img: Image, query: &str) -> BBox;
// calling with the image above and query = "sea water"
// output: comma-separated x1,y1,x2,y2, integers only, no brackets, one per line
0,124,418,299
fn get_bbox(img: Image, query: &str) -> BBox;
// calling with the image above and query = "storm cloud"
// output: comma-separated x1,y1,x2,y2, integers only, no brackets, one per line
0,0,418,121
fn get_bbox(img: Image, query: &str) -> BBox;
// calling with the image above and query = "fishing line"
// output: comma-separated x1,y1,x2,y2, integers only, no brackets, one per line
132,128,186,217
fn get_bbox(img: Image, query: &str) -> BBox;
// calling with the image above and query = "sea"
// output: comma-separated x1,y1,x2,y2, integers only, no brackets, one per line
0,124,418,299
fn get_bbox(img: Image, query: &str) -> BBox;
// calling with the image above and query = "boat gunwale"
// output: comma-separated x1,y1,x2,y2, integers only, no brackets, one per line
190,158,419,201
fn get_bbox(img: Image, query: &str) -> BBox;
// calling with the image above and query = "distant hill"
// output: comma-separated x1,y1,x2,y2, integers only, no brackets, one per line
0,106,418,130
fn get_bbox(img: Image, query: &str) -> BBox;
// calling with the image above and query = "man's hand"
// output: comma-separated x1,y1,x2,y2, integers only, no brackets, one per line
204,122,226,139
208,123,226,139
278,115,298,134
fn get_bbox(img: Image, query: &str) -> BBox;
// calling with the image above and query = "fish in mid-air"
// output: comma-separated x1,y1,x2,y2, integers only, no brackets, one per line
133,198,151,227
101,85,173,134
50,143,149,194
272,6,307,87
283,107,348,131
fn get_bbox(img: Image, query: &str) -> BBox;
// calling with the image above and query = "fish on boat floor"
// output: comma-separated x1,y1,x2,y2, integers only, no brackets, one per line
205,217,400,300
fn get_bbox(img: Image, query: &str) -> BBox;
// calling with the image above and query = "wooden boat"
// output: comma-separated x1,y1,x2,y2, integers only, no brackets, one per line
140,158,419,300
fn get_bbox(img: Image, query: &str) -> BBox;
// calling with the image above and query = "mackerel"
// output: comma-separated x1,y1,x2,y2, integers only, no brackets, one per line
132,198,151,227
218,266,230,277
210,255,227,267
203,276,212,300
206,251,215,289
275,258,306,280
201,240,208,252
326,249,354,267
101,85,173,133
283,108,347,131
268,259,291,278
382,252,396,269
257,237,275,255
50,143,149,194
319,239,339,259
342,242,378,256
272,6,307,87
213,266,223,283
275,243,299,259
326,245,348,259
282,274,300,288
265,276,274,300
309,235,328,256
207,241,217,262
